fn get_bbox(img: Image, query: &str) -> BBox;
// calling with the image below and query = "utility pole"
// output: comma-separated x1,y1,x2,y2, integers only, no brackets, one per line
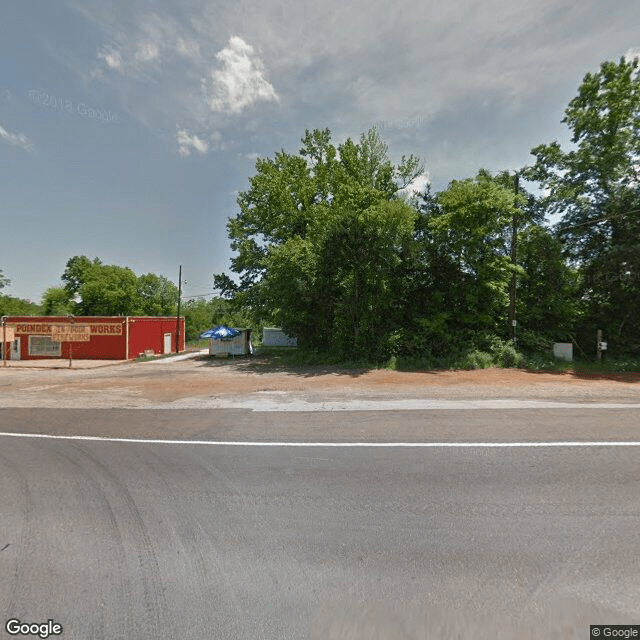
508,172,519,344
176,265,182,354
1,316,6,367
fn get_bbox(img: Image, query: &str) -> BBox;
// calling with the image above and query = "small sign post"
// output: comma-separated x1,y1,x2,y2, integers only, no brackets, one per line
51,323,90,368
1,320,13,366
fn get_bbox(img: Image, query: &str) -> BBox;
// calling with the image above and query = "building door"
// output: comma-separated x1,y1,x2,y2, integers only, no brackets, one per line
163,333,172,354
11,338,21,360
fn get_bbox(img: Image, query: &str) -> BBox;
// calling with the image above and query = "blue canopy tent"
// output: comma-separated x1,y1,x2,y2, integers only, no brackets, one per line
199,325,241,340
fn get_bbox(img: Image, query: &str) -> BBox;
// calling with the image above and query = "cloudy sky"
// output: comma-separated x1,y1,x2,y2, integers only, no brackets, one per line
1,0,638,302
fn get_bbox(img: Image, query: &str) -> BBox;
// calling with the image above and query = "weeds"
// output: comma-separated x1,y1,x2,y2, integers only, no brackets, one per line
253,343,640,374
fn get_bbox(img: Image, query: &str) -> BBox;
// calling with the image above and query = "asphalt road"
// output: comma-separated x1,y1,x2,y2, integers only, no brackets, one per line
1,408,640,639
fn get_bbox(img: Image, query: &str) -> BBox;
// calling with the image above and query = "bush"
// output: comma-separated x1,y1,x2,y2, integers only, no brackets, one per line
461,349,494,369
487,336,524,368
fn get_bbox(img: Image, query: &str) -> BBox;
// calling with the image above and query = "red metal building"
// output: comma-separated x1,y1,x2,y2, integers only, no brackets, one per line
1,316,185,361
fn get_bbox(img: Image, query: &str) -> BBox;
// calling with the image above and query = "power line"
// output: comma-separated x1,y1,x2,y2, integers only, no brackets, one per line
182,291,217,298
557,207,640,232
181,292,218,300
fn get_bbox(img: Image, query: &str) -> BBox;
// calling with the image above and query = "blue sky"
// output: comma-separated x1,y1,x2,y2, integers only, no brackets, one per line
1,0,638,303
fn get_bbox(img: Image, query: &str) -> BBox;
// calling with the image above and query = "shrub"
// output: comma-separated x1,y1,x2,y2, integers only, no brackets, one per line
461,349,494,369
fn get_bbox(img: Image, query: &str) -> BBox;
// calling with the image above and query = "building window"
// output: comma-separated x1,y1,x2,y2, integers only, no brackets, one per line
29,335,61,357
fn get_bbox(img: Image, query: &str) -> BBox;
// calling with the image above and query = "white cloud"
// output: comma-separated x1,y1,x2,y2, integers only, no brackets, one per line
624,48,640,64
98,46,123,71
202,36,279,114
398,171,430,200
176,37,201,61
70,0,640,170
135,41,160,63
0,123,33,151
176,128,209,157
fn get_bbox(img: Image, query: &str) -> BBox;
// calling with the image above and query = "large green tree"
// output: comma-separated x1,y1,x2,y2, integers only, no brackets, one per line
408,171,526,349
526,56,640,355
264,199,417,358
137,273,179,316
515,225,580,350
217,127,422,297
62,256,103,298
41,287,74,315
216,127,423,358
59,255,179,317
77,265,140,316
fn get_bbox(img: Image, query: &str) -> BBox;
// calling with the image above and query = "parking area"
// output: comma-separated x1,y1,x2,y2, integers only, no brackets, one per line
0,350,639,410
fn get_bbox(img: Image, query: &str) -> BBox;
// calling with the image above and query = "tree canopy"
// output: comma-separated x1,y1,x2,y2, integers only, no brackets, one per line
217,127,423,296
216,128,424,358
56,256,179,317
526,56,640,355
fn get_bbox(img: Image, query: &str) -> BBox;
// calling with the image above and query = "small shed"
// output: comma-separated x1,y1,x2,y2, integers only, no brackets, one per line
262,327,297,347
207,326,253,356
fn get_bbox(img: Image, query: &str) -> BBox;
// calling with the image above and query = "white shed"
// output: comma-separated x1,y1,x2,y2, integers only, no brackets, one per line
262,327,297,347
209,328,253,356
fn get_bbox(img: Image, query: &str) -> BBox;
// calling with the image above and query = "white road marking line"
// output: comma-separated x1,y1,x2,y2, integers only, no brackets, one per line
150,398,640,411
0,431,640,446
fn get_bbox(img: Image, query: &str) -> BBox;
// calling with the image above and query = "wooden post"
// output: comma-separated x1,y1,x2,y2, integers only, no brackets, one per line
596,328,602,362
176,265,182,354
68,315,74,368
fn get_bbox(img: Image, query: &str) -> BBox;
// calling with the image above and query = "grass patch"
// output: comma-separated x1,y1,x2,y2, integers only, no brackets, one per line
186,338,210,350
251,345,640,374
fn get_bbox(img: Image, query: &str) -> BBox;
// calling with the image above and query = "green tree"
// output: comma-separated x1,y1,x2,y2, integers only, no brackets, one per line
61,256,103,297
264,199,416,358
0,295,41,316
0,270,42,315
217,127,422,298
0,269,10,291
516,225,580,351
182,297,253,341
136,273,179,316
397,170,554,361
422,171,524,332
216,127,423,359
41,287,74,315
59,256,181,317
76,265,141,316
526,56,640,355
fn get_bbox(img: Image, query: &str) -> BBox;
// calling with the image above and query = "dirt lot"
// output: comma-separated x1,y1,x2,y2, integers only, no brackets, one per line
1,352,639,408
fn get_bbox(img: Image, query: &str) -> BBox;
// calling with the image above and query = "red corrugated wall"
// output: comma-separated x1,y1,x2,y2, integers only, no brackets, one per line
127,317,185,358
4,316,185,360
6,316,126,360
